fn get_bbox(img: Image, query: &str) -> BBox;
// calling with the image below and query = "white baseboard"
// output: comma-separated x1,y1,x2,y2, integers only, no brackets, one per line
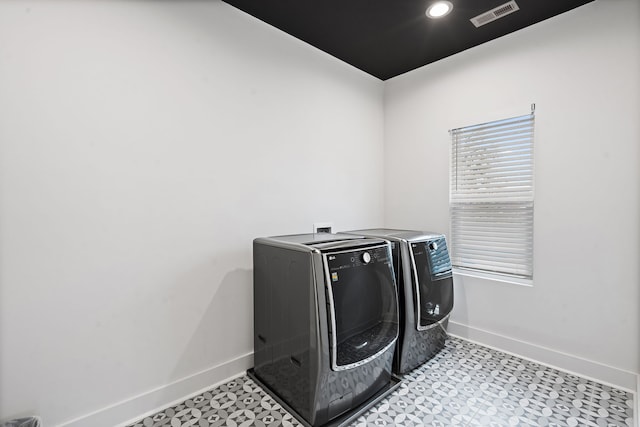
636,375,640,427
55,352,254,427
448,321,638,394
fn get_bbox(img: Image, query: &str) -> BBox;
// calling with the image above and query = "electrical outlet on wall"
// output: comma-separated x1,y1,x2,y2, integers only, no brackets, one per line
313,222,333,234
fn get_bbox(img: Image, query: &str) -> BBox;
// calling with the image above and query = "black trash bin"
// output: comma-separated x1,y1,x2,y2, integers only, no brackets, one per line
0,417,41,427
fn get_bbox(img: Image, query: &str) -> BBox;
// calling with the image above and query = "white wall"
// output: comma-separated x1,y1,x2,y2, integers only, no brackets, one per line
0,1,384,425
384,0,639,379
2,0,638,425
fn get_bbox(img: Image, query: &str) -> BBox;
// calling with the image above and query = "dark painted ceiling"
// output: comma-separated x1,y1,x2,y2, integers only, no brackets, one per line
221,0,594,80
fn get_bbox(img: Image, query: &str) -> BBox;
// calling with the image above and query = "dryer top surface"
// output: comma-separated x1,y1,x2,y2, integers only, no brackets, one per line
346,229,445,243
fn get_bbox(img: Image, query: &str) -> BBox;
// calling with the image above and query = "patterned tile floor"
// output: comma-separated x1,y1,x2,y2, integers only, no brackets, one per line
127,337,635,427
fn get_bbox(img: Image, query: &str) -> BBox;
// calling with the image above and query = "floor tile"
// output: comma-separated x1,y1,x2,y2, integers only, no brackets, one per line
126,337,635,427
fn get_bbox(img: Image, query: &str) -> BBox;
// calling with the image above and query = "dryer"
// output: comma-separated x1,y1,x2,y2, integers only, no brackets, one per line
251,233,400,426
344,229,453,375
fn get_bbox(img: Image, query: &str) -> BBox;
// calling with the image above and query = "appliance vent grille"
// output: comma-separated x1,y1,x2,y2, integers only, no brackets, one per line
470,1,520,27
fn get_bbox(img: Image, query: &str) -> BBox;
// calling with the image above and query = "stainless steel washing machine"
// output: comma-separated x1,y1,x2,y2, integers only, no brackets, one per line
250,233,400,426
344,229,453,374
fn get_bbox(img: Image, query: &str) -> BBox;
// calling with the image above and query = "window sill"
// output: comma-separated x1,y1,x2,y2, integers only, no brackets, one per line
452,268,533,287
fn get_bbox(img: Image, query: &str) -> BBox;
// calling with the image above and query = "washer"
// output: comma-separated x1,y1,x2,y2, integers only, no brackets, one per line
251,233,400,426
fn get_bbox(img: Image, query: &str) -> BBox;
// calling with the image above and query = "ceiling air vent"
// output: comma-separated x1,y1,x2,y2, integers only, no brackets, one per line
470,1,520,28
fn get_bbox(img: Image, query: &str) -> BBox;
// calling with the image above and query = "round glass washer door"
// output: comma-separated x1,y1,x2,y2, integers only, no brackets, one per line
324,244,399,371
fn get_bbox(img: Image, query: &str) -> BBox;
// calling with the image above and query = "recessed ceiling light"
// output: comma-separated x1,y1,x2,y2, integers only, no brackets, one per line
426,1,453,19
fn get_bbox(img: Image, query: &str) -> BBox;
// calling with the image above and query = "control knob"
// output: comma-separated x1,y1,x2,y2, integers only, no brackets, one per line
361,252,372,264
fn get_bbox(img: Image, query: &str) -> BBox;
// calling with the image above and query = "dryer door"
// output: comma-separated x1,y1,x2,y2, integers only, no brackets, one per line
324,244,399,371
410,237,454,330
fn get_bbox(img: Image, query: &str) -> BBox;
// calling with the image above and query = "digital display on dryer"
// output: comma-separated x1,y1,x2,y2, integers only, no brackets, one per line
413,238,452,280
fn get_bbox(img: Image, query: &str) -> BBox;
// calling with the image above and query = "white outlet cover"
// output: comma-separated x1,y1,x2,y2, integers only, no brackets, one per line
313,222,334,234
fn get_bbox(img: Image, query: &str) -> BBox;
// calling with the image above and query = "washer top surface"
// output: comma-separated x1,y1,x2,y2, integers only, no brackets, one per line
263,233,363,245
256,233,392,252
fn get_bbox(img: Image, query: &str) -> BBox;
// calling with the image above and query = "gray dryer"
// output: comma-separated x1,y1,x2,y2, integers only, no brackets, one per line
344,229,454,374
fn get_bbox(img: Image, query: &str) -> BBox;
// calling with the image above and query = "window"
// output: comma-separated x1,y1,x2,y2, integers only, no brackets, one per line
449,113,534,280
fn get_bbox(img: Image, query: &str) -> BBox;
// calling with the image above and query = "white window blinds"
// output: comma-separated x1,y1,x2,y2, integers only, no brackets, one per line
450,113,534,279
